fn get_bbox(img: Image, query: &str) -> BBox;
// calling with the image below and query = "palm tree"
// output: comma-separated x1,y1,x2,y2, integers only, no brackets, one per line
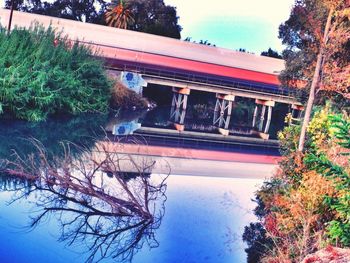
105,0,135,29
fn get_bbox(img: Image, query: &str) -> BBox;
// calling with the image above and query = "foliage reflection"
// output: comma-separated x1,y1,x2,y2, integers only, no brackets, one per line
0,114,108,161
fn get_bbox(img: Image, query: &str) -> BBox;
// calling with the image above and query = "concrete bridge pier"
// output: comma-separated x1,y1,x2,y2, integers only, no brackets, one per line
252,99,275,140
213,94,235,136
289,104,304,126
169,87,191,131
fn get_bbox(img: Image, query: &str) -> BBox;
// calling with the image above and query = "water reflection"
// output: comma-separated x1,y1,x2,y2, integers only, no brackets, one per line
0,114,108,161
106,110,148,136
1,140,169,262
0,110,270,262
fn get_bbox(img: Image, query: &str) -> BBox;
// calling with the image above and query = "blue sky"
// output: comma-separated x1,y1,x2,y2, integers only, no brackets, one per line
1,0,295,54
164,0,294,54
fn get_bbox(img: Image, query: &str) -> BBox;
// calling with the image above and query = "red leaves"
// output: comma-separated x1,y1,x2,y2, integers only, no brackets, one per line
264,214,279,236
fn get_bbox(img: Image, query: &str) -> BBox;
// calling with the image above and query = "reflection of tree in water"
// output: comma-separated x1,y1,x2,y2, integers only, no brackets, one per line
1,140,169,262
0,114,108,161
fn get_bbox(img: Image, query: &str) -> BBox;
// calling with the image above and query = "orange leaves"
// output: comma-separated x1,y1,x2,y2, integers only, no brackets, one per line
105,1,135,29
259,170,336,262
326,143,350,168
266,171,336,239
320,4,350,98
280,0,350,100
255,111,350,262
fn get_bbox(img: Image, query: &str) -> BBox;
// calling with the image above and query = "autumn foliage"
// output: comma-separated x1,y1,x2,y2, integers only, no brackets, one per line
243,107,350,262
279,0,350,99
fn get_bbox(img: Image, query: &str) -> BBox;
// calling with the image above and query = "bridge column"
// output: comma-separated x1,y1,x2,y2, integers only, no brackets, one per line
289,104,304,126
213,94,235,136
252,99,275,140
169,87,190,131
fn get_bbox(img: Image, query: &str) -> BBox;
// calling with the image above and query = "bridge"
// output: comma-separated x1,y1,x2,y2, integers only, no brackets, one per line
0,9,304,139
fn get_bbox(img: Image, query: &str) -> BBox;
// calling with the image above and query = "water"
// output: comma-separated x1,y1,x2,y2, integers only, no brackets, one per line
0,175,262,263
140,87,289,139
132,176,263,263
0,114,271,263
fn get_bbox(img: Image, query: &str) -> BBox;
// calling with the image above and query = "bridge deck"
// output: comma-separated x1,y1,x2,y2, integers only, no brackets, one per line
0,9,299,100
0,9,303,105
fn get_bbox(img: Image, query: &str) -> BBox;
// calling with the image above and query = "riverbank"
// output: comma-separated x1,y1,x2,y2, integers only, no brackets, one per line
0,24,149,122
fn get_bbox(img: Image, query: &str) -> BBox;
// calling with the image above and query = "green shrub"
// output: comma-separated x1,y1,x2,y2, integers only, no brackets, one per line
305,114,350,246
244,108,350,261
0,23,112,121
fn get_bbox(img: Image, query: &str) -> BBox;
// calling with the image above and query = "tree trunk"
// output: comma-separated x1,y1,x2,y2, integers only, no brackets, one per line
7,0,15,34
298,8,334,152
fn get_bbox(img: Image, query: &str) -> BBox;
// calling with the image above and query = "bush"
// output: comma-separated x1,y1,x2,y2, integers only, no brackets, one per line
0,24,112,121
305,114,350,246
243,107,350,262
110,82,148,110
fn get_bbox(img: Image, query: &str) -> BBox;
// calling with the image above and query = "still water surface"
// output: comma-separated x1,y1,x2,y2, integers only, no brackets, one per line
0,176,262,263
0,114,268,262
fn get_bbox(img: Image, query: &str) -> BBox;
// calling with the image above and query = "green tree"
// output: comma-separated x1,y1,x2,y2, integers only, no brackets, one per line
260,48,282,59
184,37,216,46
279,0,350,151
5,0,107,23
6,0,182,39
125,0,181,39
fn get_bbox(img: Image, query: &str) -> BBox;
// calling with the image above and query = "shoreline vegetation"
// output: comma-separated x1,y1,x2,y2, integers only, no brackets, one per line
1,3,349,262
243,106,350,262
0,24,149,122
243,1,350,261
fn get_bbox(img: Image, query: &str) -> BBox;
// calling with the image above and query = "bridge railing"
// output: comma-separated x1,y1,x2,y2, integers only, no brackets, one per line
107,63,304,100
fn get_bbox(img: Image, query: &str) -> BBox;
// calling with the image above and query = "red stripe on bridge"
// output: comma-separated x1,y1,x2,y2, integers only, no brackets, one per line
93,45,281,86
98,142,281,165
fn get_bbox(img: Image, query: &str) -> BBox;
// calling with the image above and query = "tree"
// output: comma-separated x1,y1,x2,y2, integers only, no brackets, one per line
6,0,182,39
125,0,182,39
184,37,216,46
4,0,24,11
242,222,273,263
279,0,350,152
5,0,107,23
236,48,254,54
105,0,135,29
305,114,350,246
242,109,345,262
260,48,282,59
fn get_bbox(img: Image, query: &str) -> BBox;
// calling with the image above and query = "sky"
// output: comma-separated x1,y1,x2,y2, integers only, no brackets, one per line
0,0,295,54
164,0,295,54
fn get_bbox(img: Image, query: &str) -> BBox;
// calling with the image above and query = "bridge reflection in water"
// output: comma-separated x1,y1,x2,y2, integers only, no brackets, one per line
106,102,282,154
0,113,277,262
1,9,305,141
